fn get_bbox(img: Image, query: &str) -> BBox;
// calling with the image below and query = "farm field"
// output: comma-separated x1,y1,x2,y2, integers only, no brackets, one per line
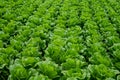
0,0,120,80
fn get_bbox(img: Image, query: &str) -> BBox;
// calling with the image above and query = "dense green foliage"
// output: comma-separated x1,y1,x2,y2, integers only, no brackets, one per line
0,0,120,80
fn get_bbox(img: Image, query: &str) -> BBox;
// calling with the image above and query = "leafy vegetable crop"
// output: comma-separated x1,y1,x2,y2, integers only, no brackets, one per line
0,0,120,80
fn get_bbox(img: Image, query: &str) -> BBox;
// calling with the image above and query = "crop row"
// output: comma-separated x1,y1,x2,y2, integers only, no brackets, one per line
0,0,120,80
